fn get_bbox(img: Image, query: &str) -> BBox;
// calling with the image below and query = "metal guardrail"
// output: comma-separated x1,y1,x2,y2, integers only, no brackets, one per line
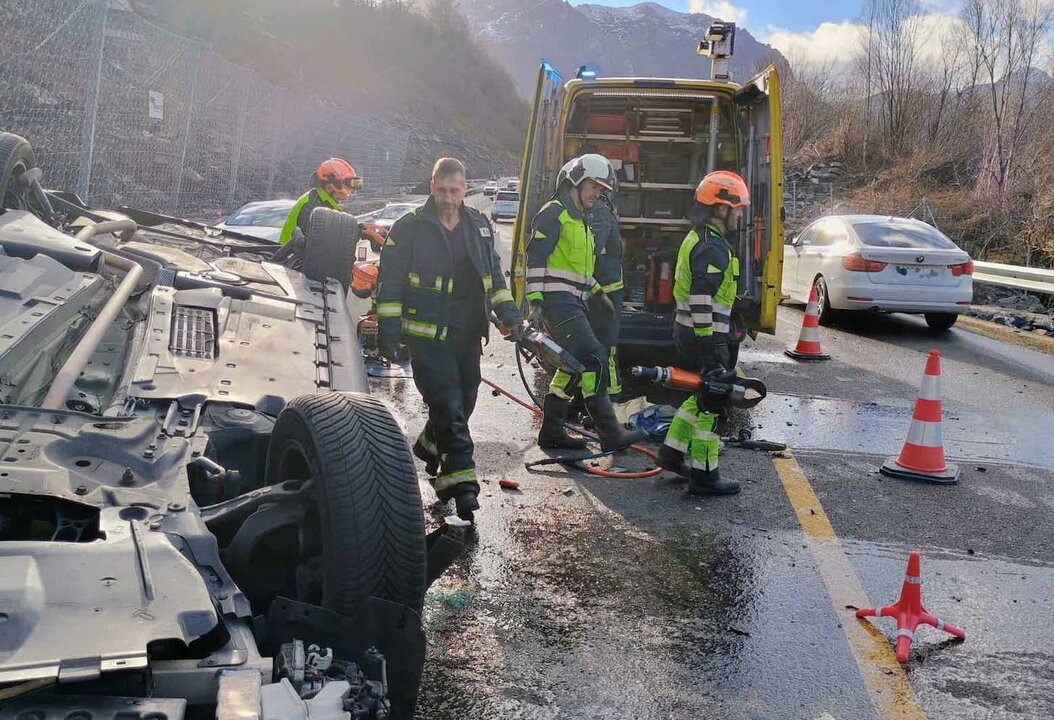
973,261,1054,295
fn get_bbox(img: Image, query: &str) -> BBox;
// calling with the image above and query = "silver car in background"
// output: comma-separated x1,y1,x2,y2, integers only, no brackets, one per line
783,215,974,331
490,190,520,222
214,199,296,242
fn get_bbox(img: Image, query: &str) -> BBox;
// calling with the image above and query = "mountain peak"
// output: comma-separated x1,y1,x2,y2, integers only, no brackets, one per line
459,0,782,97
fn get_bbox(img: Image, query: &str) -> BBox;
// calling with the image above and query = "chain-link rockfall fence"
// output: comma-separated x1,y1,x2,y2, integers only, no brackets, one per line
0,0,410,216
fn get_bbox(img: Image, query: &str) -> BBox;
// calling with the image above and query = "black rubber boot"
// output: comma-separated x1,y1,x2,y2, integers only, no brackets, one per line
585,393,646,452
454,485,480,523
688,468,741,496
656,444,689,478
538,394,588,450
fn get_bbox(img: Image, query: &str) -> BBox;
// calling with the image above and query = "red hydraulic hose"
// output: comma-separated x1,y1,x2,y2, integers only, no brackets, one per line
480,377,662,479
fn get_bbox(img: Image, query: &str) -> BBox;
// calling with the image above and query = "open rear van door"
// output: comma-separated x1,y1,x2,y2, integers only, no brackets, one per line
511,61,566,305
734,65,784,335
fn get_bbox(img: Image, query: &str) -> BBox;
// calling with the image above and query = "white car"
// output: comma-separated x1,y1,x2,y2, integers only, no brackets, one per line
491,190,520,222
483,185,498,197
363,201,422,230
214,199,296,242
782,215,974,331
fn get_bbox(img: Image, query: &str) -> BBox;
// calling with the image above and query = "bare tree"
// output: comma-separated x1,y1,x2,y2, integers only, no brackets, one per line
778,51,842,158
861,0,878,167
871,0,927,155
962,0,1054,198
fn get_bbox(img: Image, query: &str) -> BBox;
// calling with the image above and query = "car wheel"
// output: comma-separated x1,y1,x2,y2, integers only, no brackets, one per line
0,132,36,208
266,392,426,618
813,276,838,326
924,313,958,332
304,208,356,291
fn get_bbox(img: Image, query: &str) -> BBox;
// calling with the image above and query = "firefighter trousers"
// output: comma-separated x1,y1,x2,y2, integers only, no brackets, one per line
590,289,623,395
542,302,610,399
406,328,482,501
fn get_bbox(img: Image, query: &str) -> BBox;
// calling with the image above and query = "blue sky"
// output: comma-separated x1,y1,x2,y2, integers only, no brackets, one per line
570,1,970,68
569,0,863,33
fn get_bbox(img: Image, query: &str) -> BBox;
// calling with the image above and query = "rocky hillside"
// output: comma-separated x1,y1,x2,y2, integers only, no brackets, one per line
458,0,785,97
135,0,528,179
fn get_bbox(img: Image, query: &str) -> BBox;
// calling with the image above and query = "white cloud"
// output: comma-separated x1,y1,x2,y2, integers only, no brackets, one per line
760,12,967,73
688,1,749,25
759,21,867,71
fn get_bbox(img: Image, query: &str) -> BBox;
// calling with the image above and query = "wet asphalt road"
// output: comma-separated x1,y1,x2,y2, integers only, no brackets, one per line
362,199,1054,719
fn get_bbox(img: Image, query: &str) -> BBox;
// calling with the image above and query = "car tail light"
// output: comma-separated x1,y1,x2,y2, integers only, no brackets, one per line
949,259,974,276
842,253,888,272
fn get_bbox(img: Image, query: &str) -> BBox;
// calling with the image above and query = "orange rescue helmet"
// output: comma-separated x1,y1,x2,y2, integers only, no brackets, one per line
695,171,750,208
316,158,362,189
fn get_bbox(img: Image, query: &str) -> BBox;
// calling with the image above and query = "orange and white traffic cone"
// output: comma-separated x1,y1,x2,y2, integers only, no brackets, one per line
856,551,965,662
881,350,959,484
784,286,830,361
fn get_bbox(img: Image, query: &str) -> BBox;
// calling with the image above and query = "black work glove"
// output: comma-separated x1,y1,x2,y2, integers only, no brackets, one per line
503,321,525,343
588,291,616,325
699,340,732,374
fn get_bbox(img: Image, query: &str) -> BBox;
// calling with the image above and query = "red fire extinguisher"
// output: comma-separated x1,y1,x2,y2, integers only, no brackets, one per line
658,255,674,305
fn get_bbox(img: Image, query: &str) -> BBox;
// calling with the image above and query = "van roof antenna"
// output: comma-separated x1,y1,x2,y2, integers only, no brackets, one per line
697,22,736,82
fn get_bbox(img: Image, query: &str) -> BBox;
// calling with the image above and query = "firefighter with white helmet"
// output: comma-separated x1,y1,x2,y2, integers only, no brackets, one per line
526,154,644,452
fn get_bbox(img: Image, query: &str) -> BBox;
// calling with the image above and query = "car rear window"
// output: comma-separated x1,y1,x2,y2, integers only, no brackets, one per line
496,192,519,202
852,221,957,249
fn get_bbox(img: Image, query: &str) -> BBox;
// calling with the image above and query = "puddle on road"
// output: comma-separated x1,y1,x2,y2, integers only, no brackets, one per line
417,504,874,720
416,503,1054,720
725,393,1054,469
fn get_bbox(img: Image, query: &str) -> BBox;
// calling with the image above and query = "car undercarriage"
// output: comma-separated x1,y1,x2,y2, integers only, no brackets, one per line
0,131,460,719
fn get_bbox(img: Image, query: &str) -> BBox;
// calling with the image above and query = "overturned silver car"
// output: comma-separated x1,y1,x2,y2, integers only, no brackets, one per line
0,132,455,719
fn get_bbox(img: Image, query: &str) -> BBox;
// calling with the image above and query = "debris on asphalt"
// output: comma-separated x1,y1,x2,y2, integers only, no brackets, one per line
562,486,575,496
429,588,473,611
498,479,521,490
728,623,751,636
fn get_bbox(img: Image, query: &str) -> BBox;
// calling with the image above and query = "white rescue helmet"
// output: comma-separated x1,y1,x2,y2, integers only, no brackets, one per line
558,154,616,191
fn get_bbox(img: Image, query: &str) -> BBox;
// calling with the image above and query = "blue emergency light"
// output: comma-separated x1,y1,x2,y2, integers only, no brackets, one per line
576,65,599,80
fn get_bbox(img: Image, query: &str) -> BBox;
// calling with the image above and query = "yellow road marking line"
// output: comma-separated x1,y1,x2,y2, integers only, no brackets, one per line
772,455,927,720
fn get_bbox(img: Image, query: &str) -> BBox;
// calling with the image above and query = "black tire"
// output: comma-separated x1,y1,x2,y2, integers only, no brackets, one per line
925,312,958,332
305,207,357,291
0,132,36,207
813,276,838,326
265,392,426,617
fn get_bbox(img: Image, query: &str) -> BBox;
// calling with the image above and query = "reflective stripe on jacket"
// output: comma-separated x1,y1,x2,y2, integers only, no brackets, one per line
525,189,601,306
673,223,739,339
376,197,518,343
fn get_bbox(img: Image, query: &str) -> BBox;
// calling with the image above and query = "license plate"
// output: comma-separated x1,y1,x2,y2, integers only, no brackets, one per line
895,265,940,279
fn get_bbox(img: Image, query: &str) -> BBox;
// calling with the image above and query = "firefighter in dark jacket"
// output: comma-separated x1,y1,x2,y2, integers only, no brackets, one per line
657,171,750,496
376,158,521,521
588,188,624,398
279,158,362,245
527,154,644,452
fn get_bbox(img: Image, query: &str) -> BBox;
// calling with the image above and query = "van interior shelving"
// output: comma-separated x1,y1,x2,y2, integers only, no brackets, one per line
562,92,742,327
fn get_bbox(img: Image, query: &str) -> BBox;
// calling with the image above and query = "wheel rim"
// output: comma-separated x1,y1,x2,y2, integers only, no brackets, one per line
814,279,826,319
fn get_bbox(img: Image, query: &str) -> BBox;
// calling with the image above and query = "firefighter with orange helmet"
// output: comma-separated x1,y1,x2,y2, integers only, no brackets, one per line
279,158,363,245
657,170,750,496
